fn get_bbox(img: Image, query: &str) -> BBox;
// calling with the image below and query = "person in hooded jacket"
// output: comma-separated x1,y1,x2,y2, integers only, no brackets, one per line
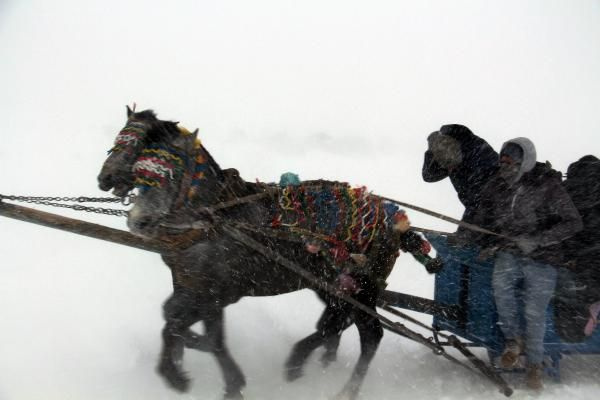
553,155,600,340
471,138,582,390
422,124,498,236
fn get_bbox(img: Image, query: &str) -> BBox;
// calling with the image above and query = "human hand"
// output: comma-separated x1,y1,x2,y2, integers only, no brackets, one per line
477,246,498,262
349,253,367,266
563,259,577,270
392,210,411,233
425,257,444,274
515,236,539,255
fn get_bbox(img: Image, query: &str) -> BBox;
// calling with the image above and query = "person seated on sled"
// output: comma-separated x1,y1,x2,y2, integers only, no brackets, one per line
422,124,498,240
557,155,600,339
470,138,582,390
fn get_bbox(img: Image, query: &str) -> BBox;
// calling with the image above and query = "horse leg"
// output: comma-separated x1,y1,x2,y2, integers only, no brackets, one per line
333,282,383,400
321,333,342,367
204,309,246,400
183,328,213,352
319,301,354,367
285,299,352,381
157,290,200,392
312,292,344,366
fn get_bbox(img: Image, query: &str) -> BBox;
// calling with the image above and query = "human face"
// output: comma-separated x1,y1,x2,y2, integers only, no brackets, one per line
498,153,522,183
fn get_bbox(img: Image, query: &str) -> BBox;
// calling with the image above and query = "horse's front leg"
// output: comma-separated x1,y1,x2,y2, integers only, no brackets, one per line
333,283,383,400
318,298,354,367
205,309,246,400
321,333,342,367
285,299,352,381
157,290,200,392
183,328,213,352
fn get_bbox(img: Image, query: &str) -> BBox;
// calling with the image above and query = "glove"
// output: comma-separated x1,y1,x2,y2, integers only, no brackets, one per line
515,236,539,255
420,240,432,255
432,142,462,170
425,257,443,274
427,131,441,149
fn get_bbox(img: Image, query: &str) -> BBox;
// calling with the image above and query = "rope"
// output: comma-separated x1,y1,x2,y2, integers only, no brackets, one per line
1,186,500,243
377,195,504,238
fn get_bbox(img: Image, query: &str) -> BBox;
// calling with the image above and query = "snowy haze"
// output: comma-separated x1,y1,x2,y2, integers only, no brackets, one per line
1,0,599,399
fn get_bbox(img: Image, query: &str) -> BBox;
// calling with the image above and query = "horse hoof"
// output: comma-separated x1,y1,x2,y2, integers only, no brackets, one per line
285,365,304,382
331,393,353,400
331,388,358,400
224,389,244,400
320,352,337,368
157,362,191,392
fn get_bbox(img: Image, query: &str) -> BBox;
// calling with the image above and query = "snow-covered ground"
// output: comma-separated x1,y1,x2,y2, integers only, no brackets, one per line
1,1,599,399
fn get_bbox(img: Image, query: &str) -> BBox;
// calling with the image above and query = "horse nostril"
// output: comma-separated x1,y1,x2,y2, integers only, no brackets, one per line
136,216,152,230
98,174,113,190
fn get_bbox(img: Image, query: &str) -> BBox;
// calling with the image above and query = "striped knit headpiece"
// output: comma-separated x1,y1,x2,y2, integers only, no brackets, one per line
133,145,186,189
109,120,148,154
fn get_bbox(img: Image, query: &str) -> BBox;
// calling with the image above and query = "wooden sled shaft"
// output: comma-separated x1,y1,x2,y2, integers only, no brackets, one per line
0,200,181,254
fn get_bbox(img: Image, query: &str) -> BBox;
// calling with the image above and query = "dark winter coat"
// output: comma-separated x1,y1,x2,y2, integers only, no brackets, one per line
471,151,582,266
422,124,499,224
553,155,600,342
562,155,600,265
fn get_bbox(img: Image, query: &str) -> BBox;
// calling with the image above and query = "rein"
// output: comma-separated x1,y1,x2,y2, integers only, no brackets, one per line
0,187,500,240
158,186,503,241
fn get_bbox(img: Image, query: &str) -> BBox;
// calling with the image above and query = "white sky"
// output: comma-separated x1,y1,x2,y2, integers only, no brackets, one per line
0,1,599,399
1,0,599,225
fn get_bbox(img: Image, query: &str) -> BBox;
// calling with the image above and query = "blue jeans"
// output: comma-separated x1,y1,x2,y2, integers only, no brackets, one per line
492,251,557,364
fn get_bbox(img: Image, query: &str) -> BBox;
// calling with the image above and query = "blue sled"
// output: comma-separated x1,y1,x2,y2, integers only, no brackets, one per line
427,233,600,381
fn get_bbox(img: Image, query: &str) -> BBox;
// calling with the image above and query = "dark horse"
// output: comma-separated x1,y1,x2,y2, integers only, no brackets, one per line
97,107,434,400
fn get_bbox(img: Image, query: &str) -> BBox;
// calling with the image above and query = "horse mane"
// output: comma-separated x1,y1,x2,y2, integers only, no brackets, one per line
130,109,181,144
132,109,158,120
137,113,264,201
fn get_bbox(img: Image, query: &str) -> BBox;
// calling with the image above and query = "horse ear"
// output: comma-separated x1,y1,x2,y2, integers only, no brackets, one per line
187,129,199,152
126,105,133,118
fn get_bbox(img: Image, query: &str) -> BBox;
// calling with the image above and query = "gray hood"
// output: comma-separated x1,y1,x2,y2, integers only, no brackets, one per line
501,137,537,182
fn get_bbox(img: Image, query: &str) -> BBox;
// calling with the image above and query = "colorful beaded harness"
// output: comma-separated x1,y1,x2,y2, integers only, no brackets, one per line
108,120,148,154
271,183,402,260
132,145,187,190
109,120,210,200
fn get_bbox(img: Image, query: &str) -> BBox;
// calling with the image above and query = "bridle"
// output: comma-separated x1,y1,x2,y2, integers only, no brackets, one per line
130,131,218,228
108,119,150,155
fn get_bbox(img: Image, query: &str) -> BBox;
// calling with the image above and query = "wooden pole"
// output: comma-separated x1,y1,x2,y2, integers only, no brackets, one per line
0,200,204,254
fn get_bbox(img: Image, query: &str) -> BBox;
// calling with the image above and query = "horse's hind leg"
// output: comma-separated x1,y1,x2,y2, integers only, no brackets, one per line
333,283,383,400
205,309,246,400
285,300,352,381
319,302,354,367
157,290,200,392
321,333,342,367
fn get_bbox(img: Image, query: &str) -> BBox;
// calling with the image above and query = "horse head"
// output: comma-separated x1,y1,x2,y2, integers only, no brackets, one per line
97,106,180,197
126,122,203,236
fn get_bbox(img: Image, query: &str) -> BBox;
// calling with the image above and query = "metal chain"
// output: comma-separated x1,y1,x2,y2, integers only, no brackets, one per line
0,194,134,217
